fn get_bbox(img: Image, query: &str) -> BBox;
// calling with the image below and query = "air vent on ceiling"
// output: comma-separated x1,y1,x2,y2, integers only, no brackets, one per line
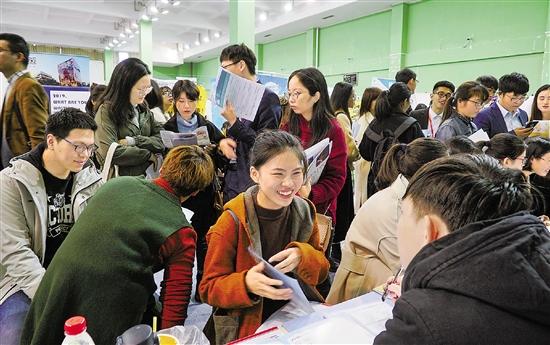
264,34,272,37
322,15,334,20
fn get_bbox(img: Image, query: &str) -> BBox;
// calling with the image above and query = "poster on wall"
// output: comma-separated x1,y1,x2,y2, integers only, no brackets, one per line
257,71,288,97
48,87,90,113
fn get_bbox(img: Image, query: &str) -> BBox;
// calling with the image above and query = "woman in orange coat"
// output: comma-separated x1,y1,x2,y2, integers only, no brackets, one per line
199,131,329,343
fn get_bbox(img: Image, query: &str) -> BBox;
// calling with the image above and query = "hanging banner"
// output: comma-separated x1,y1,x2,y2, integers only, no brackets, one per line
28,53,90,87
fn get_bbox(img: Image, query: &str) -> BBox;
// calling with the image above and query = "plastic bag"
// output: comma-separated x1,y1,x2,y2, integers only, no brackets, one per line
156,325,209,345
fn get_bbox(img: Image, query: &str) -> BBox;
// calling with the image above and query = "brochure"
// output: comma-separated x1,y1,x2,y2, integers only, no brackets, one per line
160,126,210,148
529,120,550,139
304,138,332,185
468,129,490,142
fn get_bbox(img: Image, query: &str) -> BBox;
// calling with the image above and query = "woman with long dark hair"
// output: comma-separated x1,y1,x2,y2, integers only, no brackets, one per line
95,58,164,176
530,84,550,121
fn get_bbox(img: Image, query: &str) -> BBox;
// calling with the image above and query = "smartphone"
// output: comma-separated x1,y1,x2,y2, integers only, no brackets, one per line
525,120,539,128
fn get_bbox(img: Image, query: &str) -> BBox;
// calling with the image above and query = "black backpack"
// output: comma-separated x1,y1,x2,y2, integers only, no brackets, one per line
365,117,417,196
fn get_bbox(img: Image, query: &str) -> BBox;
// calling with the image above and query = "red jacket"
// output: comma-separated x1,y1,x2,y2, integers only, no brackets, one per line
199,186,329,341
281,116,347,223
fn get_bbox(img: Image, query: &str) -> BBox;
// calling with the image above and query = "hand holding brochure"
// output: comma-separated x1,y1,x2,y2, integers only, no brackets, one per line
160,126,210,148
211,68,266,122
529,120,550,139
247,247,314,314
304,138,332,185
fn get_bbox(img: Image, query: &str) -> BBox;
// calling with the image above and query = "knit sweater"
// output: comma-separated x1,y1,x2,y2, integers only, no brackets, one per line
21,177,194,345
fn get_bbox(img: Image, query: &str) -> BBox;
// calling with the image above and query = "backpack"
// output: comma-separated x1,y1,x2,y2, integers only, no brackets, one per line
365,116,417,196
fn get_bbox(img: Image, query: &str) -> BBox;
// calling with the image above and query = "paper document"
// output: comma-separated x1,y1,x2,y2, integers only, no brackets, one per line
468,129,489,142
529,120,550,139
160,127,210,148
247,247,314,314
304,138,332,185
211,68,266,122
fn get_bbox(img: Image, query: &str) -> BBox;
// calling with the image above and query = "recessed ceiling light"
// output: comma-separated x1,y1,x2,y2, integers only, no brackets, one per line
184,43,190,49
284,2,293,12
121,40,127,44
161,9,169,15
108,42,114,47
113,38,119,44
119,32,126,38
161,0,169,3
129,34,134,38
131,22,138,29
105,46,111,50
259,12,267,21
203,36,210,43
172,1,181,6
135,30,140,35
214,31,220,38
141,13,150,21
194,40,200,46
151,17,159,22
149,5,159,14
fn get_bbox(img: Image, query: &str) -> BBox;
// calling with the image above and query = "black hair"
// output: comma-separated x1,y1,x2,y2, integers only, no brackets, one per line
376,137,448,190
432,80,455,93
0,33,29,67
145,79,162,109
45,107,98,139
287,67,334,146
172,79,200,102
395,68,416,84
330,82,354,123
160,86,172,95
406,154,533,232
220,43,257,75
250,131,307,174
524,137,550,172
359,87,382,116
476,75,498,92
445,135,482,155
498,72,529,95
96,58,151,129
414,103,428,111
85,84,106,116
374,82,411,120
476,133,526,161
442,81,489,121
530,84,550,121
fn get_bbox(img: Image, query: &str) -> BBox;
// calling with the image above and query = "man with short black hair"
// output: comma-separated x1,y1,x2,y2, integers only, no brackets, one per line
0,33,49,169
375,154,550,344
410,80,455,137
474,72,531,138
395,68,417,93
218,43,281,201
476,75,498,99
0,108,102,345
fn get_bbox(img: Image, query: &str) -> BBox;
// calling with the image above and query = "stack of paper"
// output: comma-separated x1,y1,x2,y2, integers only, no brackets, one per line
304,138,332,185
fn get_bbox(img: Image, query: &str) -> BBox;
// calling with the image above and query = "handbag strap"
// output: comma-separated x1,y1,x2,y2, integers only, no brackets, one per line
101,142,119,181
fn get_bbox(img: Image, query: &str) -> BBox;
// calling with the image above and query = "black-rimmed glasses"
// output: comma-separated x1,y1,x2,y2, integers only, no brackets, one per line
63,138,98,155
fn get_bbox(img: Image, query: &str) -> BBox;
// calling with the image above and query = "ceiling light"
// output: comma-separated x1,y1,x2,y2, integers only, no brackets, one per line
117,43,122,47
141,13,150,21
119,32,126,38
125,28,132,34
161,0,169,3
121,40,127,44
259,12,267,21
184,43,190,50
129,34,135,38
203,36,210,43
135,30,140,34
194,39,200,46
105,46,111,50
172,1,181,6
284,2,293,12
151,17,159,22
108,42,114,47
161,9,169,15
149,5,159,14
113,38,119,44
131,22,138,29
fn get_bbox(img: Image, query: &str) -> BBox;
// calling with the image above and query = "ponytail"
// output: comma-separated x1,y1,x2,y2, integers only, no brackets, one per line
374,82,411,121
476,140,491,153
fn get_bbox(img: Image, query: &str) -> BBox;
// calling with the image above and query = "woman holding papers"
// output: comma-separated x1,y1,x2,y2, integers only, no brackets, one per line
164,79,224,299
327,138,448,305
94,58,164,176
435,81,489,142
199,131,329,343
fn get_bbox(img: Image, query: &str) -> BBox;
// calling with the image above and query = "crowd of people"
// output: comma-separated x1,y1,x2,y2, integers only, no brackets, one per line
1,32,549,344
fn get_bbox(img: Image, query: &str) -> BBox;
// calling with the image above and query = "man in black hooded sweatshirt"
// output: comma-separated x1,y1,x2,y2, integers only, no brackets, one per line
375,154,550,344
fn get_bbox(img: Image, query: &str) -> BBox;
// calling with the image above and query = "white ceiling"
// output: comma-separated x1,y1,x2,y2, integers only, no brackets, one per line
0,0,408,66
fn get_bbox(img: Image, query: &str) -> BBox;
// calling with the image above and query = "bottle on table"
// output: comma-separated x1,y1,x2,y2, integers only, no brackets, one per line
61,316,96,345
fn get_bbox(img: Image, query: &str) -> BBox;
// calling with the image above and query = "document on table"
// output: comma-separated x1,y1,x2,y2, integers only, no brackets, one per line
211,68,266,122
247,247,314,314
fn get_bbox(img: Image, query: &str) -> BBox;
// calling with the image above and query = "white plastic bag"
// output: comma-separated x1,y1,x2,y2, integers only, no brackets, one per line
156,325,209,345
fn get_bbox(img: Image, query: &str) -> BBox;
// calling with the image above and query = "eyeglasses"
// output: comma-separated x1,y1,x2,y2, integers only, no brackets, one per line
505,94,527,103
288,90,304,100
435,91,452,99
136,86,153,96
514,156,527,164
467,99,484,108
162,90,172,97
221,61,239,69
63,138,98,155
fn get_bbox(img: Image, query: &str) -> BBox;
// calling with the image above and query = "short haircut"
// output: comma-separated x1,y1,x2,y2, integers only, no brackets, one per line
145,79,162,109
172,79,200,101
498,72,529,95
220,43,257,75
445,135,481,155
250,130,307,173
161,145,214,197
524,137,550,171
395,68,416,84
405,154,533,232
0,33,30,67
477,133,526,161
476,75,498,91
432,80,455,93
45,107,98,139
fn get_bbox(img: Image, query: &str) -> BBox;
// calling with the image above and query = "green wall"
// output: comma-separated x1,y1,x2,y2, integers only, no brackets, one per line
193,57,220,87
262,33,308,74
152,63,193,80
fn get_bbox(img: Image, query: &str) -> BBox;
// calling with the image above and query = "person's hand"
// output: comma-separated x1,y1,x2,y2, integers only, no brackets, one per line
298,178,311,198
539,215,550,227
245,262,293,300
221,101,237,126
514,126,534,138
118,138,128,145
269,248,302,273
384,274,403,301
219,138,237,160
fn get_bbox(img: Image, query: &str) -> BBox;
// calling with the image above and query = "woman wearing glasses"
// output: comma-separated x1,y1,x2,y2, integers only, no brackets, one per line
94,58,164,177
435,81,489,142
476,133,527,170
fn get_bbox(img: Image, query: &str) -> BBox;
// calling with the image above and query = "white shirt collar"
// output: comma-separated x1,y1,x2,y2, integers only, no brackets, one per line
496,99,518,118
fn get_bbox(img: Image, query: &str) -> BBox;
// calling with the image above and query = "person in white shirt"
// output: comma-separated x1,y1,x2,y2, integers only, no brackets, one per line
410,81,455,138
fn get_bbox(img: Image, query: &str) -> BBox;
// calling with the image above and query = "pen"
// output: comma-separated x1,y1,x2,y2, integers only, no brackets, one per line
382,267,404,302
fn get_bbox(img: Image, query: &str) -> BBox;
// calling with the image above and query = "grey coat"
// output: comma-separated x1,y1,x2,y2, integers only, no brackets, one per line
435,112,477,142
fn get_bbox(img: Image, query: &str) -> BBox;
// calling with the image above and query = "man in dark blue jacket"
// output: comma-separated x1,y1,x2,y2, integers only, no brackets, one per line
217,43,281,202
375,154,550,344
474,72,531,138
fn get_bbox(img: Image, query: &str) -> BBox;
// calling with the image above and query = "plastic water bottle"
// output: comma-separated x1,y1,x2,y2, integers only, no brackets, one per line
61,316,96,345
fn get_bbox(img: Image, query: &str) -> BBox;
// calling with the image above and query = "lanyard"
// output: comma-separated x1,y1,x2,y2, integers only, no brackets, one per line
428,115,435,137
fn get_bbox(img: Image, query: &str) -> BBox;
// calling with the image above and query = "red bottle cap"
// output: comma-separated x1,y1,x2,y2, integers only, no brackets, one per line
64,316,87,335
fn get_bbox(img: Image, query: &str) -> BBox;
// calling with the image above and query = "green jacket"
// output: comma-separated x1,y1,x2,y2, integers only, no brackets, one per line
21,177,191,345
95,103,164,176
